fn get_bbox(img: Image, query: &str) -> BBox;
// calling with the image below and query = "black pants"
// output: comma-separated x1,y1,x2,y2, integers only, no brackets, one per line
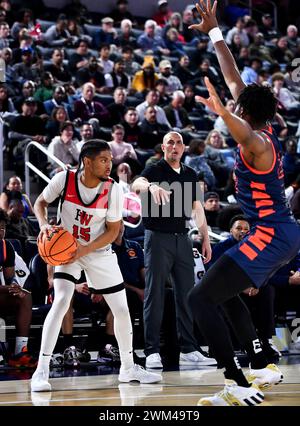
188,254,260,367
144,230,198,356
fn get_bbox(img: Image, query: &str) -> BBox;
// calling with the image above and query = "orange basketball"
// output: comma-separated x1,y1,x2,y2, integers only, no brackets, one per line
38,229,78,266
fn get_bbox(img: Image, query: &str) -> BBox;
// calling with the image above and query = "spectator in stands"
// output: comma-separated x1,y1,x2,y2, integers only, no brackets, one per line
67,18,90,46
182,84,199,114
203,191,222,227
136,89,170,127
241,57,262,84
137,19,170,56
204,130,231,188
34,72,54,103
291,188,300,220
283,139,300,186
92,17,117,49
155,78,170,107
191,58,221,88
43,85,72,118
76,122,94,152
182,7,199,44
116,19,137,49
122,107,142,147
104,59,130,92
75,55,105,91
45,48,72,84
5,198,37,249
145,143,163,167
248,33,275,65
286,25,300,53
47,121,79,175
68,38,91,74
131,55,159,95
214,99,236,139
45,106,70,141
0,47,16,88
0,21,10,48
0,208,36,368
9,97,46,173
185,139,216,190
153,0,172,27
73,82,110,125
111,0,136,27
163,12,185,43
163,28,185,57
107,86,128,126
109,124,138,166
158,59,183,96
116,162,132,194
43,14,72,47
121,45,140,77
13,46,40,84
140,105,169,149
174,55,194,85
10,8,33,40
97,43,114,75
163,90,194,133
272,72,300,116
226,16,249,47
259,13,279,42
0,83,16,119
272,37,294,65
244,18,259,44
236,46,250,70
0,175,33,217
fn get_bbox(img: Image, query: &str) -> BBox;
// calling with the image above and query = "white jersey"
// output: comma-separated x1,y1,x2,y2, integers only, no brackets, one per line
43,170,124,250
0,252,29,288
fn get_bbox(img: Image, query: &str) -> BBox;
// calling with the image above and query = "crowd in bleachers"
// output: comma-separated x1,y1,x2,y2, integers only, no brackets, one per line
0,0,300,368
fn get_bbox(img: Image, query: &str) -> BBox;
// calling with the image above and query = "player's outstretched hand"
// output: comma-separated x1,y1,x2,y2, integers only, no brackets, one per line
195,76,227,117
188,0,218,33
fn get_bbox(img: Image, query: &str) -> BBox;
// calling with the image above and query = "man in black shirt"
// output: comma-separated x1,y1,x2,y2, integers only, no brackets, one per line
132,131,216,369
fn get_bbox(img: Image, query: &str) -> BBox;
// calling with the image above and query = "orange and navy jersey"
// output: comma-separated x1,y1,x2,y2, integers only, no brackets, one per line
234,127,294,224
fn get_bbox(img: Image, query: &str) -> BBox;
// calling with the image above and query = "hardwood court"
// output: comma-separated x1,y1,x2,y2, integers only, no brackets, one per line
0,364,300,406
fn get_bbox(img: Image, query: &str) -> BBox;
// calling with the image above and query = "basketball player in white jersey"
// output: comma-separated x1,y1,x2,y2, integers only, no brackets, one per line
31,140,161,392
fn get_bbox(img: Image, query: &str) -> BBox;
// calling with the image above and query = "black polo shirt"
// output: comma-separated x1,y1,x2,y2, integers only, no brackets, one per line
140,159,201,233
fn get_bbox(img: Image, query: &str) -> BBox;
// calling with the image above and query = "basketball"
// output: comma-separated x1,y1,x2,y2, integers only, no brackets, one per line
38,229,78,266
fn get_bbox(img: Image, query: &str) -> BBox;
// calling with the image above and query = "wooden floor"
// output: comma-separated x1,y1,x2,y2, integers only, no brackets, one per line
0,364,300,406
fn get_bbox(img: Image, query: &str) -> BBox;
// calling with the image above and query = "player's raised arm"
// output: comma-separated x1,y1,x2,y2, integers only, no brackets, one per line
189,0,246,101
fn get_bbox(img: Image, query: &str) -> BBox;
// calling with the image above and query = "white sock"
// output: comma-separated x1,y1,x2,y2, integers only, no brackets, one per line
36,353,51,376
15,337,28,354
104,290,134,371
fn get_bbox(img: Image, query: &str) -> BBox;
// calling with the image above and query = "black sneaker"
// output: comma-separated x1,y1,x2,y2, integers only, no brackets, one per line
97,344,120,364
77,348,91,363
63,346,80,368
261,339,281,364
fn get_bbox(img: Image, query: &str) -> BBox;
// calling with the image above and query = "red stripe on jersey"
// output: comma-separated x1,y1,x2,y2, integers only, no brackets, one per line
250,182,266,190
258,209,275,218
255,199,274,208
256,225,275,236
239,243,258,260
252,191,271,199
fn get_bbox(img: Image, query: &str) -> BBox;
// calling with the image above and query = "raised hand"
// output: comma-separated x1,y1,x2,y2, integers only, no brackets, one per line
188,0,218,34
195,76,226,116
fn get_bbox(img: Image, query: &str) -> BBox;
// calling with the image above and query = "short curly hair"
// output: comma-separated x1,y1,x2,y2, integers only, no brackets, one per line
237,83,277,127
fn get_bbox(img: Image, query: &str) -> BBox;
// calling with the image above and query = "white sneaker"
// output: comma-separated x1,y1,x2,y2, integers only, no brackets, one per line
31,370,51,392
118,364,162,383
247,363,283,390
145,353,163,369
179,351,217,366
198,380,264,406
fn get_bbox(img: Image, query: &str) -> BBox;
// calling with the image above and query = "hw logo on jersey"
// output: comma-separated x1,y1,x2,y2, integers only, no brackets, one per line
73,209,94,242
239,225,274,261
